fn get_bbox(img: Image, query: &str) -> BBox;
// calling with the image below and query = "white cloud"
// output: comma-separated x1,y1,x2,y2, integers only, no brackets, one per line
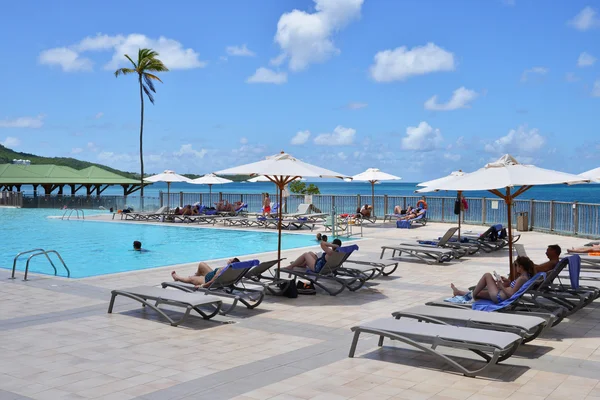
273,0,364,71
174,144,207,158
424,87,478,111
71,147,83,154
578,52,596,67
87,142,99,152
314,125,356,145
291,130,311,145
226,44,255,57
444,153,461,161
97,151,134,163
270,53,287,67
246,68,287,84
240,137,248,144
94,112,104,119
38,48,93,72
0,114,44,129
369,43,455,83
593,80,600,97
1,137,20,147
568,7,600,31
484,125,545,154
565,72,580,82
39,33,206,72
502,0,516,6
346,102,368,110
401,122,443,151
337,152,347,160
521,67,548,82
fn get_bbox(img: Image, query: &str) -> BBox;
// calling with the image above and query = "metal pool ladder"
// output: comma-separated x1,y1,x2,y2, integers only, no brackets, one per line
61,208,85,220
11,249,71,280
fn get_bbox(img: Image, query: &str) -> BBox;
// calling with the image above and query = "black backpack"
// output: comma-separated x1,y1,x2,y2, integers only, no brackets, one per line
278,280,298,298
296,281,316,295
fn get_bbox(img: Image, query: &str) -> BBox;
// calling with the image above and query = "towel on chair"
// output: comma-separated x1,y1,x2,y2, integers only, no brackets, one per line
472,272,546,312
397,220,411,229
567,255,581,290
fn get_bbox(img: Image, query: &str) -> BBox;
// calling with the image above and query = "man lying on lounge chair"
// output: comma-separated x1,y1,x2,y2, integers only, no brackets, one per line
171,257,240,288
284,239,342,272
567,244,600,254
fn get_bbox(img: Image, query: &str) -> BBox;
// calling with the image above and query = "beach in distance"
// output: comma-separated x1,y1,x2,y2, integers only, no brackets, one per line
98,181,600,203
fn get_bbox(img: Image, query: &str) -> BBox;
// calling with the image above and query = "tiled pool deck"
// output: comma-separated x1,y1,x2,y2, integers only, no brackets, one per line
1,216,600,400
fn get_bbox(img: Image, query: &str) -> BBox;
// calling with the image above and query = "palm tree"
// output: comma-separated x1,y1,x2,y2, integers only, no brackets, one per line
115,48,169,197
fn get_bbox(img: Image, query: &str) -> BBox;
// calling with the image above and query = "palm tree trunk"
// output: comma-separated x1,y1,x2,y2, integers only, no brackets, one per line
138,74,145,199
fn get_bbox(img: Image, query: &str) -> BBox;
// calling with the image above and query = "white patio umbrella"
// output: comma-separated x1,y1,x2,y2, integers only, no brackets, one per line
417,170,467,239
215,151,350,276
418,154,589,277
190,173,233,202
144,170,192,208
580,167,600,182
352,168,402,217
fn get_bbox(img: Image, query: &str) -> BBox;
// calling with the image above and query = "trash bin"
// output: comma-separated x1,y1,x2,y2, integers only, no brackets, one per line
517,211,529,232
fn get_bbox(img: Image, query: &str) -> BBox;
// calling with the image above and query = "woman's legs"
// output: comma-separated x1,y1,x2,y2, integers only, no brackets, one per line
472,272,500,301
394,205,402,214
450,283,469,296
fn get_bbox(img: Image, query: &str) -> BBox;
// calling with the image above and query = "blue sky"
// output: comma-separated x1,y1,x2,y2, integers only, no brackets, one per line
0,0,599,181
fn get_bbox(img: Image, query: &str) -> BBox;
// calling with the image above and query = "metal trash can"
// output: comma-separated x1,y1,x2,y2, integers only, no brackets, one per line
517,211,529,232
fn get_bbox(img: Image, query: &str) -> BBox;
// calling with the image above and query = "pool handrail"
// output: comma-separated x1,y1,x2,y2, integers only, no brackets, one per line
11,248,70,280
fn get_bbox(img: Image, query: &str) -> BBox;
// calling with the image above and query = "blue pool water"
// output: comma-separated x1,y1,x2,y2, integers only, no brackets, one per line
0,208,317,278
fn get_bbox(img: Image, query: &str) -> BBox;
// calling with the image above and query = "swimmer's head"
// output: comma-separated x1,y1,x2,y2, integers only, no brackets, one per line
133,241,142,250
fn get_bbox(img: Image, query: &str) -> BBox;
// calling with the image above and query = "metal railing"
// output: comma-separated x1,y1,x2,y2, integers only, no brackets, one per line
0,191,23,207
157,191,600,238
11,248,70,280
61,208,85,220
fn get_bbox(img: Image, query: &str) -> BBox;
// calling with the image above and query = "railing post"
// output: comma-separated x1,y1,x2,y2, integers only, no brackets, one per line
573,202,578,236
441,198,445,222
403,197,406,210
529,199,534,231
219,192,223,202
159,190,163,207
199,193,203,206
384,195,388,215
357,194,361,211
331,195,335,214
179,192,184,207
482,198,487,225
550,201,555,232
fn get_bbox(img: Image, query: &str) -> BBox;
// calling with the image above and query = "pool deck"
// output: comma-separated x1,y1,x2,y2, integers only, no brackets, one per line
1,216,600,400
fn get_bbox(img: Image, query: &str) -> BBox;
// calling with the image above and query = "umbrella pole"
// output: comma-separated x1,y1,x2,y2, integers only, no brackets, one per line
371,181,375,217
209,184,212,205
167,182,170,210
506,187,515,279
276,181,284,280
458,191,462,241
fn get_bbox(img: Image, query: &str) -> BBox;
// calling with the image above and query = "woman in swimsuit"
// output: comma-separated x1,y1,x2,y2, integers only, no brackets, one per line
171,257,240,288
450,256,534,303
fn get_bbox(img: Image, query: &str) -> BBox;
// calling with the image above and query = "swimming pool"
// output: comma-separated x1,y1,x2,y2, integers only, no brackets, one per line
0,208,317,278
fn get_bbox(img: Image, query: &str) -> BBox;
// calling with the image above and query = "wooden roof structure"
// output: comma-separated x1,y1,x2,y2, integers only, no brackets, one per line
0,164,144,195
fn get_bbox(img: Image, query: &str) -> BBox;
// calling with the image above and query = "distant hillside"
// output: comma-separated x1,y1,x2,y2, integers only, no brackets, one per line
0,145,252,181
0,145,138,179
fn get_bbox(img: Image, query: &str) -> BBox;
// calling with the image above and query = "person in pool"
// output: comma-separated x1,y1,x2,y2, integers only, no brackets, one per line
315,233,328,242
171,257,240,288
450,256,535,303
284,239,342,272
133,241,142,251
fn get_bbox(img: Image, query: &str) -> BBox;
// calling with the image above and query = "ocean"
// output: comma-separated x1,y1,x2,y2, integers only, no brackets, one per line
97,181,600,203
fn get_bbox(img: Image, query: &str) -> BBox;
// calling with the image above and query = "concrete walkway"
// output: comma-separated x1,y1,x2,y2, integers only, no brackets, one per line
1,216,599,400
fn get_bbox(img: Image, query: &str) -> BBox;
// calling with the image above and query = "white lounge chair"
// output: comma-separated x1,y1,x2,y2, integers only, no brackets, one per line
380,245,455,265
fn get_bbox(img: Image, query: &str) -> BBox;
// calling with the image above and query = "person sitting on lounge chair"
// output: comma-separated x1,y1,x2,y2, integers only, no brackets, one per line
398,208,425,221
534,244,561,273
567,244,600,254
284,239,342,272
171,257,240,288
393,205,412,215
356,204,373,218
450,256,534,303
181,205,193,216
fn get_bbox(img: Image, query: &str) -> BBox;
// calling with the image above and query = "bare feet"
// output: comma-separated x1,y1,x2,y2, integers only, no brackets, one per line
171,271,182,282
451,283,467,297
